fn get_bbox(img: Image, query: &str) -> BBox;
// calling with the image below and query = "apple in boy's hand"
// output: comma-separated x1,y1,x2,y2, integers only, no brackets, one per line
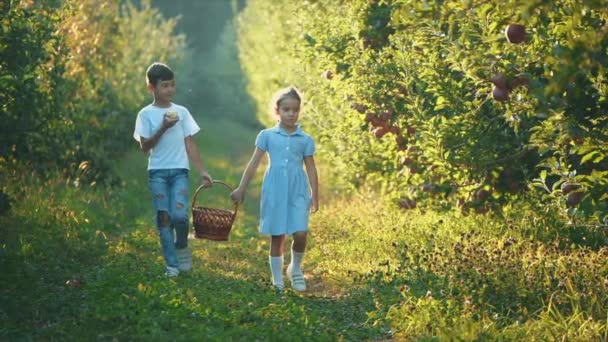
165,111,179,122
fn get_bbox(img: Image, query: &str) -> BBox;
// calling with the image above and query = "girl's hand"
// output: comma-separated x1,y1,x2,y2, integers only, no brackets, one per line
309,197,319,213
230,188,245,204
199,171,213,188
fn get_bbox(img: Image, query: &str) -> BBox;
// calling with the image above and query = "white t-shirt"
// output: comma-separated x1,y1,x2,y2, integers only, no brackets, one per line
133,103,200,170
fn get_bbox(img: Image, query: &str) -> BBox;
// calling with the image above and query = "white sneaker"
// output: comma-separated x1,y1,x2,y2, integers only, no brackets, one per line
286,265,306,292
176,247,192,271
273,284,285,294
165,266,179,277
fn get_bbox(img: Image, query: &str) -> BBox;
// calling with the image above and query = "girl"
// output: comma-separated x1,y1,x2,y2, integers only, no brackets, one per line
230,86,319,292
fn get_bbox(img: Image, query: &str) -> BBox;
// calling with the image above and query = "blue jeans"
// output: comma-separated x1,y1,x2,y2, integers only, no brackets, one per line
148,168,190,269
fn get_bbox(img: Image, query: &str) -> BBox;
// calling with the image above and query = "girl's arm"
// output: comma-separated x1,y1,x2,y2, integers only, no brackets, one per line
304,155,319,213
185,135,213,187
230,147,265,204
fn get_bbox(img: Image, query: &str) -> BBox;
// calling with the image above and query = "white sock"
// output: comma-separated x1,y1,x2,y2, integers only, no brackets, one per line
290,249,304,274
269,256,284,287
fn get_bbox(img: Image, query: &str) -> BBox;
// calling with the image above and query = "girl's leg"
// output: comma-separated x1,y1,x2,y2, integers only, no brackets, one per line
292,231,307,253
270,234,286,256
148,169,179,275
269,235,286,290
288,231,307,291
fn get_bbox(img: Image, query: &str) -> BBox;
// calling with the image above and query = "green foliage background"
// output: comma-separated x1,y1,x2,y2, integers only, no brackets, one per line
237,0,608,223
147,0,258,128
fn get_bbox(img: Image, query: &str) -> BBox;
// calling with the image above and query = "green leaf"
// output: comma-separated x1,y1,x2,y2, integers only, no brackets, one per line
581,151,599,164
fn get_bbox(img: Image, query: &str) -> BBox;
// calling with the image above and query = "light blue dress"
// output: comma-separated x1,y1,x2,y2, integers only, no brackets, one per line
255,124,315,235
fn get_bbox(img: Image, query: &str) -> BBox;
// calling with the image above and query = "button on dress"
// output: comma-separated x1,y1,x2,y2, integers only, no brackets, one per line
255,124,315,235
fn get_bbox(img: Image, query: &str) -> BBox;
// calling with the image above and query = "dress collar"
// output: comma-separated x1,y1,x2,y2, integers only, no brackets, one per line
271,123,304,136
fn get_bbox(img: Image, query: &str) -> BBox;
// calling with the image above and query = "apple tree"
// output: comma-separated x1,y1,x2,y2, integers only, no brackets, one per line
237,0,607,223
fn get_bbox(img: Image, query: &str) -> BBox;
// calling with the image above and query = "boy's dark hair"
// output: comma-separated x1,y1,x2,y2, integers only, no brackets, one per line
146,62,174,86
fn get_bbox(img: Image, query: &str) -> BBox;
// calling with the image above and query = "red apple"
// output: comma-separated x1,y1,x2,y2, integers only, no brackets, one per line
395,135,406,146
365,113,375,123
491,73,508,89
400,156,413,165
373,126,389,138
561,183,580,195
351,103,367,114
398,197,417,209
394,86,408,99
475,204,489,214
566,191,584,207
505,24,526,44
389,126,401,135
378,111,391,122
492,86,510,102
507,180,521,192
509,75,529,89
406,145,420,154
475,189,489,201
366,114,385,127
406,126,416,135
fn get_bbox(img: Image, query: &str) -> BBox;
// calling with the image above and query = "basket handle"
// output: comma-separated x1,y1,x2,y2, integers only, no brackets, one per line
191,180,239,217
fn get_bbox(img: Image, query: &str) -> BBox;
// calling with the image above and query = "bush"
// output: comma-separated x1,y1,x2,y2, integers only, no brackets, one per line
0,0,185,182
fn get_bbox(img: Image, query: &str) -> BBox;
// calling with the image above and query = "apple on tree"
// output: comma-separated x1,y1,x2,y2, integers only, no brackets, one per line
492,86,510,102
505,24,526,44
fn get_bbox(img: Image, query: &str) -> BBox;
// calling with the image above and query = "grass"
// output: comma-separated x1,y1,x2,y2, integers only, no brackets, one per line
1,118,607,340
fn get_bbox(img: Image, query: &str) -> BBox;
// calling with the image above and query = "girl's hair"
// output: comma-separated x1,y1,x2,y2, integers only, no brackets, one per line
270,86,302,114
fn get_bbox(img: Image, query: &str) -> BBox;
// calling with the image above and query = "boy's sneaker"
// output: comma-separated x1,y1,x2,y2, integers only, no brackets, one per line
286,265,306,292
165,266,179,277
176,247,192,271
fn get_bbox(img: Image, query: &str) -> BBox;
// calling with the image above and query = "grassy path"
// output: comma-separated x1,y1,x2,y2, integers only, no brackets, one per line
3,117,606,340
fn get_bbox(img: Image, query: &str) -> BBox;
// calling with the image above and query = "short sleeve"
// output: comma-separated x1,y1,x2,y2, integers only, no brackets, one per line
255,130,268,151
181,108,200,137
133,111,150,142
304,136,315,156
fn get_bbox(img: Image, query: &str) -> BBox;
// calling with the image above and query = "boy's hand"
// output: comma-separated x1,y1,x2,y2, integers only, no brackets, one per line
162,115,179,129
199,171,213,188
230,188,245,204
310,197,319,213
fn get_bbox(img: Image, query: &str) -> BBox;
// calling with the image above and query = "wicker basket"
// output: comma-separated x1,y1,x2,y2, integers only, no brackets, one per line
191,180,238,241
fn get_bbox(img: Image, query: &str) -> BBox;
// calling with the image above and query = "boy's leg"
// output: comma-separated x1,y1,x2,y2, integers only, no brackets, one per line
170,169,190,249
170,169,192,271
148,170,179,275
269,235,286,290
287,231,307,291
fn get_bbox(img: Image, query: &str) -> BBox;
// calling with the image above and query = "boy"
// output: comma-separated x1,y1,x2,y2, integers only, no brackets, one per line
133,62,213,277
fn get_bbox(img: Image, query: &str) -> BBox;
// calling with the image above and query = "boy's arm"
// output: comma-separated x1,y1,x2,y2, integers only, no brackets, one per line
185,135,212,187
139,117,177,153
230,147,265,203
304,155,319,213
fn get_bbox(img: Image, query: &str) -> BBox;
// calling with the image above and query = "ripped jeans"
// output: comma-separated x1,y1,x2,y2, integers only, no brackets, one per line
148,168,190,269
